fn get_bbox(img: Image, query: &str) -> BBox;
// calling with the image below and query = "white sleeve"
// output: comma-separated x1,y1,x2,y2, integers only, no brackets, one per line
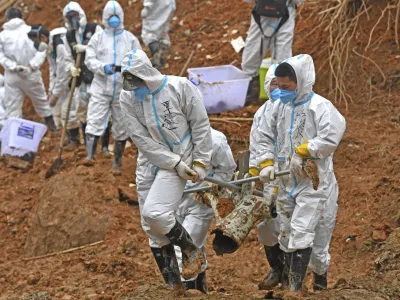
85,32,105,76
0,36,17,70
212,137,236,182
181,79,213,167
256,102,279,166
131,34,142,51
249,105,265,168
120,90,181,170
52,44,73,98
308,101,346,159
28,50,46,71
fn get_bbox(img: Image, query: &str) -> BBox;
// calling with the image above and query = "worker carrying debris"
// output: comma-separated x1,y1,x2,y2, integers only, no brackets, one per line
249,63,286,290
83,0,142,174
141,0,176,69
119,49,213,291
0,8,57,134
136,128,236,293
255,54,346,293
242,0,303,105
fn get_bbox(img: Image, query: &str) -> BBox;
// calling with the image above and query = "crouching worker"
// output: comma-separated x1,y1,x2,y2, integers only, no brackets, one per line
256,54,346,293
119,49,213,292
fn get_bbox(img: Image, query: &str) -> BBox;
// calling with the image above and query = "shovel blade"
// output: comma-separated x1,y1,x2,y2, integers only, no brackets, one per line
45,157,63,179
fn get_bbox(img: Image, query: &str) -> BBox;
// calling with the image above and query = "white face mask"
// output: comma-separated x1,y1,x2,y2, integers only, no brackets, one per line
38,42,49,52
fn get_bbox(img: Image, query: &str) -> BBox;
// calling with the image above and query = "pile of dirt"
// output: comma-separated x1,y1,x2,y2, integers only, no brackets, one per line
24,169,116,257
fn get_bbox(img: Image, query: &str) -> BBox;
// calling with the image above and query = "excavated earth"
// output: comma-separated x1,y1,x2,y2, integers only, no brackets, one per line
0,0,399,299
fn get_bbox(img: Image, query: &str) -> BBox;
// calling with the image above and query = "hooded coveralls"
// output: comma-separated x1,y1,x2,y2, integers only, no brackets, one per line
256,54,346,275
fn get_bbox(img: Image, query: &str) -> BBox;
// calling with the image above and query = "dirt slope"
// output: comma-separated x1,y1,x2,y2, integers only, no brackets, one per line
0,0,399,299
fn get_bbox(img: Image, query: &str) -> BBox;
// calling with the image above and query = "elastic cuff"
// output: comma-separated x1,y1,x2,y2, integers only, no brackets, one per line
193,161,206,168
249,167,260,177
174,159,181,169
260,159,274,169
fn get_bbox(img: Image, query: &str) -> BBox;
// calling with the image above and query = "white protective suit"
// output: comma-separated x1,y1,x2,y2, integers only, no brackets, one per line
136,128,236,279
120,49,213,247
85,1,142,140
242,0,302,78
0,74,5,128
256,54,346,275
48,27,80,130
62,2,103,125
249,64,282,247
0,18,51,120
141,0,176,47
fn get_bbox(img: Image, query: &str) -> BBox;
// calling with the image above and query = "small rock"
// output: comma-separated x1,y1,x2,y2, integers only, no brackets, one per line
183,29,191,37
372,229,388,242
27,274,41,285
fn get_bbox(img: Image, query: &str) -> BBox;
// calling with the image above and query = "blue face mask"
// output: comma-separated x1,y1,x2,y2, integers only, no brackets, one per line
71,17,80,30
134,86,150,102
270,88,281,102
279,89,297,104
108,15,121,29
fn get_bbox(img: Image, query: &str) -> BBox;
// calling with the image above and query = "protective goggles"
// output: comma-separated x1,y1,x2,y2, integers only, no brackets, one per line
122,71,144,91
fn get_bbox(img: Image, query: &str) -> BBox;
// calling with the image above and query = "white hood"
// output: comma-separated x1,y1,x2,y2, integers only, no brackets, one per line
121,49,165,93
103,0,124,31
282,54,315,103
49,27,67,45
3,18,30,32
264,63,278,100
63,2,87,29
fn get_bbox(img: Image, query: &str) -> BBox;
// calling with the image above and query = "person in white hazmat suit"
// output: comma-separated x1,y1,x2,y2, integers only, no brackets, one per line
242,0,302,105
62,2,103,145
0,8,57,133
256,54,346,292
248,63,286,290
83,0,142,173
119,49,213,288
136,128,236,293
0,74,5,129
28,25,82,148
141,0,176,69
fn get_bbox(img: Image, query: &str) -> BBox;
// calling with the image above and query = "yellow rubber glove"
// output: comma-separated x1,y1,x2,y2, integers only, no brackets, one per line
193,161,206,168
249,167,260,176
260,159,274,169
295,142,311,158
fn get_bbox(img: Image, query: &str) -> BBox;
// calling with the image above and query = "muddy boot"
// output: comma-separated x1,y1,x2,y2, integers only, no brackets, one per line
111,140,126,175
64,128,81,151
81,122,87,146
151,245,184,293
245,76,260,106
101,122,111,158
185,271,208,294
313,271,327,291
258,244,284,290
165,221,205,280
281,251,290,289
288,247,312,293
83,133,99,166
160,43,170,69
149,41,163,70
44,116,58,136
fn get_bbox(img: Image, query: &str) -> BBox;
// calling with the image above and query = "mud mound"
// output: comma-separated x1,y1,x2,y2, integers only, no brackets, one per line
24,169,118,257
374,228,400,273
1,292,51,300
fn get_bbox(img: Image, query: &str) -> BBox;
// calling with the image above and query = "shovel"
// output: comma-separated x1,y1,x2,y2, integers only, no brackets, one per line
45,53,82,179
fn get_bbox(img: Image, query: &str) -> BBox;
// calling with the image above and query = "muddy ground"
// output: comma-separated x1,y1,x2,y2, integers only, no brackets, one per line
0,0,399,299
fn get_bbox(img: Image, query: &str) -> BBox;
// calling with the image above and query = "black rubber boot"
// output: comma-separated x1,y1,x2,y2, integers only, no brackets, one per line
288,248,312,293
159,43,170,68
83,133,99,166
149,41,163,69
44,116,57,134
101,122,111,158
185,271,208,294
245,76,260,106
111,140,126,175
64,127,81,151
258,244,284,290
165,221,204,280
81,122,87,146
281,251,290,289
151,245,183,289
313,271,328,291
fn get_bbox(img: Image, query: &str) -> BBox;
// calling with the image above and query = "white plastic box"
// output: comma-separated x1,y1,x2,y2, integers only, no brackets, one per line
188,65,251,114
0,118,47,157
